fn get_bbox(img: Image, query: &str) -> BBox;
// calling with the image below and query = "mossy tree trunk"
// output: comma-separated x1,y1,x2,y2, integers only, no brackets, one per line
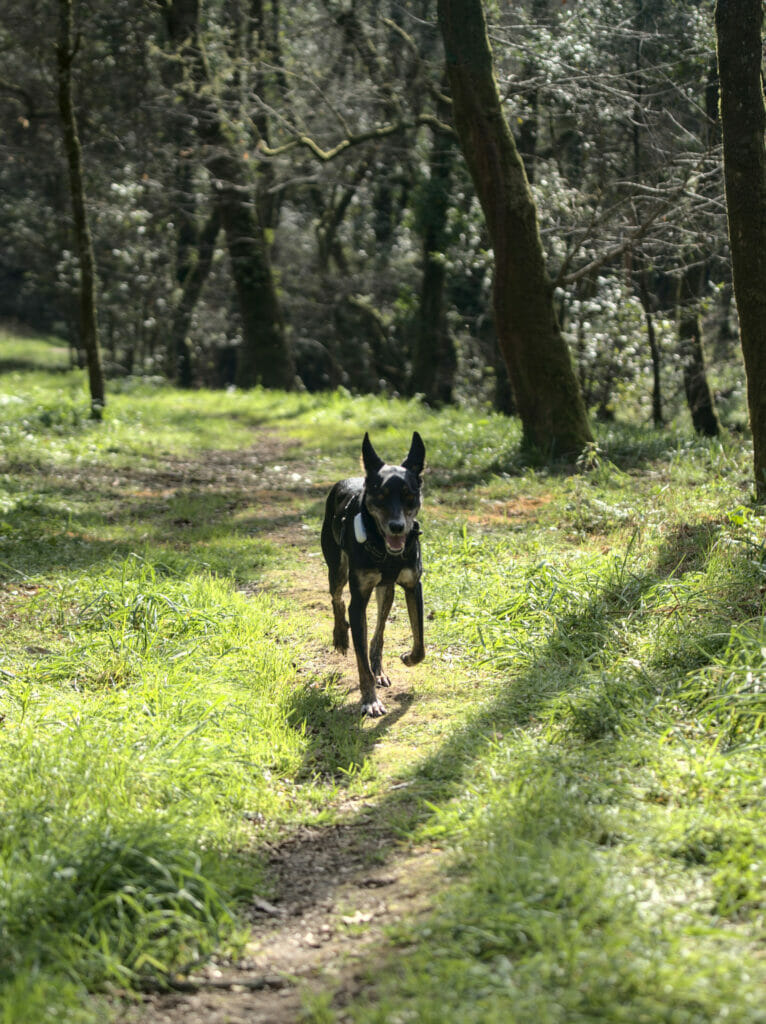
164,0,294,391
715,0,766,497
437,0,592,457
56,0,105,419
411,106,457,406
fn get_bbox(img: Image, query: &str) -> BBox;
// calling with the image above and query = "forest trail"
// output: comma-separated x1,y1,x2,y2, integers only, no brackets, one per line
118,428,455,1024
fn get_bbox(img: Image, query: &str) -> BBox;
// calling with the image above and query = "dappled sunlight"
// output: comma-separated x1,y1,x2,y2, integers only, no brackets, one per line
0,364,763,1023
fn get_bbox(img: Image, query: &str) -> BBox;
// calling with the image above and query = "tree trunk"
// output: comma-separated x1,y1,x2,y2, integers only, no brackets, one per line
437,0,592,457
411,109,457,405
637,271,663,427
163,0,294,391
169,204,222,387
645,309,663,428
715,0,766,497
678,297,720,438
674,263,720,439
56,0,105,419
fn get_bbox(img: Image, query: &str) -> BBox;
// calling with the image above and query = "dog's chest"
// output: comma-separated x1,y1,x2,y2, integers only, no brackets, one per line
357,559,419,590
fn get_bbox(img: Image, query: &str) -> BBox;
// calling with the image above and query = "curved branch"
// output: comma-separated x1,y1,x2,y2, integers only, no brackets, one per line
256,114,453,162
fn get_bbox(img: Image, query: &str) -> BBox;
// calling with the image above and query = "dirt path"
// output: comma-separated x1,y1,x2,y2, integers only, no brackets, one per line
118,431,450,1024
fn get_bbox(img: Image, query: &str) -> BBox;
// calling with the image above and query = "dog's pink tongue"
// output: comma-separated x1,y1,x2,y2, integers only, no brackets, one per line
386,534,405,551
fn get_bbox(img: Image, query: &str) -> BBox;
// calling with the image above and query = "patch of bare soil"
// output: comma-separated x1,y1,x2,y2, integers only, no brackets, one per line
117,430,446,1024
119,833,439,1024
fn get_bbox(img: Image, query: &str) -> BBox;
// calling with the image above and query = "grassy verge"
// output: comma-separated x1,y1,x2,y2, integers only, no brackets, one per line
0,332,764,1022
318,442,766,1022
338,505,766,1022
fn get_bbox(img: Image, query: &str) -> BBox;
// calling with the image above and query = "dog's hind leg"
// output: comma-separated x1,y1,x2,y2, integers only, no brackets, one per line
370,583,395,688
401,580,425,667
329,552,350,654
322,512,350,654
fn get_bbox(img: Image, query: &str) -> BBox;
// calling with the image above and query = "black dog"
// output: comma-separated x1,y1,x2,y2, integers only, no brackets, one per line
321,432,426,716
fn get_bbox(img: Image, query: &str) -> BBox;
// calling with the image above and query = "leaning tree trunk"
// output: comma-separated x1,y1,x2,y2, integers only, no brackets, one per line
437,0,592,457
56,0,105,419
716,0,766,498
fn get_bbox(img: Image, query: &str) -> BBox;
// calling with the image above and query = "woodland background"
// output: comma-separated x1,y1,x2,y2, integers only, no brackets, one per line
0,0,744,435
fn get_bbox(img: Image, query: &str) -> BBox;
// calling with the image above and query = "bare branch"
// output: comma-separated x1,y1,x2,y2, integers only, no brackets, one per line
256,114,453,162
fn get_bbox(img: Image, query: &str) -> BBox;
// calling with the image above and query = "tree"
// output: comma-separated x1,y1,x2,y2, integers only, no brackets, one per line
169,204,222,387
715,0,766,498
678,266,720,437
437,0,593,457
410,93,457,405
56,0,105,418
0,0,745,418
162,0,294,391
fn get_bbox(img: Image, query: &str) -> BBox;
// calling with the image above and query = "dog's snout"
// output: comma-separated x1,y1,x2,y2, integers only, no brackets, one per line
388,520,405,535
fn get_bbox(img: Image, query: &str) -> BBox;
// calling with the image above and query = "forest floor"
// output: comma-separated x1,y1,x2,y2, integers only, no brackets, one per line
115,430,481,1024
2,343,764,1024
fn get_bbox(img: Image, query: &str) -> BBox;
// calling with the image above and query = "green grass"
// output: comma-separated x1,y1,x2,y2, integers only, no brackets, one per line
328,454,766,1023
0,560,308,1018
0,332,764,1022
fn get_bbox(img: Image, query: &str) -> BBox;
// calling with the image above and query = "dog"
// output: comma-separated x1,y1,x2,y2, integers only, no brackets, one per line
321,432,426,716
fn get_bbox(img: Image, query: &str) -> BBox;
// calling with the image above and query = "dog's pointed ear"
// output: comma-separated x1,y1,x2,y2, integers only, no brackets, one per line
402,431,426,478
362,432,384,477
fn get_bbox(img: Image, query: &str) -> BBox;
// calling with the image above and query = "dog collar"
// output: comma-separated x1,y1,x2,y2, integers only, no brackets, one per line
357,513,421,563
353,512,368,543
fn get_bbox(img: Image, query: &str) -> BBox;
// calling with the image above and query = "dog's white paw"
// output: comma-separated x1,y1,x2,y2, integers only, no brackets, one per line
361,699,387,717
375,672,392,688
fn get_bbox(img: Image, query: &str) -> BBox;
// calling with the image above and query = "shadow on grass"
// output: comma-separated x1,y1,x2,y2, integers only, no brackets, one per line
2,417,756,962
0,466,322,582
428,428,733,491
262,525,763,916
288,682,415,781
654,519,722,576
0,358,70,374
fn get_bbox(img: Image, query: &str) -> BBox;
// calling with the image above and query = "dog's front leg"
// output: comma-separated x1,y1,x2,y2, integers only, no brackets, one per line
401,579,425,667
349,575,386,716
370,583,395,689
